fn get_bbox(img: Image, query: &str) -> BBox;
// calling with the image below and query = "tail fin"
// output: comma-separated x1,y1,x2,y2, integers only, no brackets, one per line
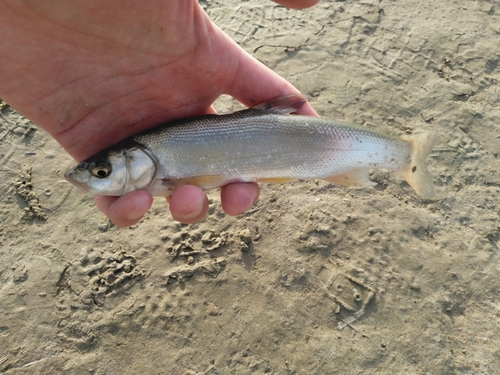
400,131,436,199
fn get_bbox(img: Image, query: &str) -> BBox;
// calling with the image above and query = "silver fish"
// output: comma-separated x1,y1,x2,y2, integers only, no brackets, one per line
64,95,436,198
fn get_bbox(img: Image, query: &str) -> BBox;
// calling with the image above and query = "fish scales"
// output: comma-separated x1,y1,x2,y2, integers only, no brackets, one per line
133,112,408,182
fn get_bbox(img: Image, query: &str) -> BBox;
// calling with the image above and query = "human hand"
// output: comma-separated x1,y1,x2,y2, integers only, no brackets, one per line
0,0,318,226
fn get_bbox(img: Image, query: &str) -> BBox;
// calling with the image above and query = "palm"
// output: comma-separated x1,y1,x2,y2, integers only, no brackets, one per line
0,0,317,226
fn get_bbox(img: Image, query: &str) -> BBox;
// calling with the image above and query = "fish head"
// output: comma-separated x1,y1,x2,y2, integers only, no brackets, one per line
64,146,157,196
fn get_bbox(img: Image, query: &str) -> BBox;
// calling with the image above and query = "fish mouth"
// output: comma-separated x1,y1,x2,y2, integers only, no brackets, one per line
64,168,91,193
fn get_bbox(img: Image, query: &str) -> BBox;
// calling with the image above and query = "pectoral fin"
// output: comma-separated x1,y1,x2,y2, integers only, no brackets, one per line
323,168,376,187
162,175,300,190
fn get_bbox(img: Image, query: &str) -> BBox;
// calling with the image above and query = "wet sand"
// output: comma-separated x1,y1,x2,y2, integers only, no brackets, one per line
1,1,499,374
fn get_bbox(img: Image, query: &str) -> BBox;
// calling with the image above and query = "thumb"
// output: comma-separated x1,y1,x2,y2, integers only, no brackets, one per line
225,47,318,116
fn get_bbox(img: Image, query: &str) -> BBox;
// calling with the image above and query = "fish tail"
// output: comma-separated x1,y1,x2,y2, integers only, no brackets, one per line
400,131,436,199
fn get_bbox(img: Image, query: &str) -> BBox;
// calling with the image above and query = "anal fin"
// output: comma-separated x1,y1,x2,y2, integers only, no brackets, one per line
323,168,376,187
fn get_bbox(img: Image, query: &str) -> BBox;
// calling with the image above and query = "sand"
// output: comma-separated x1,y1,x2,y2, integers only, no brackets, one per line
1,0,499,374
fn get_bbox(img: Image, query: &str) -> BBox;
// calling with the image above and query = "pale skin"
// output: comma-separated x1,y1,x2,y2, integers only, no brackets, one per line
0,0,319,226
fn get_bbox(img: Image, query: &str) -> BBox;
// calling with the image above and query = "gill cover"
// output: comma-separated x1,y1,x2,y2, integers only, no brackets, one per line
124,148,157,192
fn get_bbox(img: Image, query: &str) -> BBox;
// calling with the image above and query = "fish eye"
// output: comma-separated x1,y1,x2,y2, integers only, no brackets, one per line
90,161,112,178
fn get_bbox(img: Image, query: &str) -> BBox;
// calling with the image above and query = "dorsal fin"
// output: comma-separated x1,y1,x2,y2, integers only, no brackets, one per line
252,94,307,114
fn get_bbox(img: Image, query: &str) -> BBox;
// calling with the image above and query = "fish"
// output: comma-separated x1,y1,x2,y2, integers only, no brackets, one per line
64,94,436,199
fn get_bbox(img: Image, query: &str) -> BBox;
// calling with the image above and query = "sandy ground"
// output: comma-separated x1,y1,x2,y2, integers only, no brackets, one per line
1,0,499,374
